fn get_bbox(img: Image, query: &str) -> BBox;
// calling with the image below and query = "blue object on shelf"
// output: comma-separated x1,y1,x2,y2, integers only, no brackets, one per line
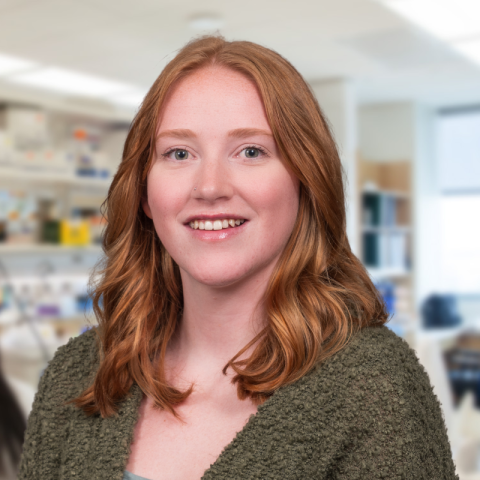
375,280,395,315
76,294,93,314
421,294,462,329
76,169,97,177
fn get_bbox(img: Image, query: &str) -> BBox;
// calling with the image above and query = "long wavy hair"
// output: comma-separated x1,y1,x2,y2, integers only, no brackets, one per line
72,35,389,418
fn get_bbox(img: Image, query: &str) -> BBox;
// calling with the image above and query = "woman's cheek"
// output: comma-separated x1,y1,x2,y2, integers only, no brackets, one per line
258,171,298,216
148,174,184,223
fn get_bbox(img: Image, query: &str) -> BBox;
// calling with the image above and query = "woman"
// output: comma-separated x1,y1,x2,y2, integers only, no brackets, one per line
18,36,459,479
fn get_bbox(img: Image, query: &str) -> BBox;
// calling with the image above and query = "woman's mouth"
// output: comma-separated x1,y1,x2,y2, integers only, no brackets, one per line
188,219,246,230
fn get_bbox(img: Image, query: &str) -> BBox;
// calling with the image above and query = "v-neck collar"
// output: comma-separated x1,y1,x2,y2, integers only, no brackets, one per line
118,366,319,480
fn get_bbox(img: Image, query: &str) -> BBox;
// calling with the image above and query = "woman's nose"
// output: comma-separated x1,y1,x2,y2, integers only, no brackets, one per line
193,156,234,202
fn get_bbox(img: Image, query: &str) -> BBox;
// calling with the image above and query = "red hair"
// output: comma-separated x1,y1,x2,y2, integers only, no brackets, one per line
72,35,388,418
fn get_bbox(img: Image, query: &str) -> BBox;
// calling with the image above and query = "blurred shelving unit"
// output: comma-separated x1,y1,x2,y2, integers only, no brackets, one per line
0,165,112,189
0,86,134,392
0,243,102,254
0,90,132,254
357,156,415,340
357,102,435,346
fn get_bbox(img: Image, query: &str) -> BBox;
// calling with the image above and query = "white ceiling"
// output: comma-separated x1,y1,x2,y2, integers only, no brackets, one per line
0,0,479,107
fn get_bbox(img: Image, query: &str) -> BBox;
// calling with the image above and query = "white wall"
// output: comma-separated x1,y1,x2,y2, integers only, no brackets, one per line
310,79,358,255
413,105,442,311
359,102,415,162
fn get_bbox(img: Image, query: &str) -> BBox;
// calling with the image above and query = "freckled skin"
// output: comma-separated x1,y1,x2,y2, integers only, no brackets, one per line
131,67,300,480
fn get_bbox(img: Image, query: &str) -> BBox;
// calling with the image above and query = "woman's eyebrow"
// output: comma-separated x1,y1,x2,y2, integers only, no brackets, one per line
156,128,272,140
228,128,273,139
157,129,197,139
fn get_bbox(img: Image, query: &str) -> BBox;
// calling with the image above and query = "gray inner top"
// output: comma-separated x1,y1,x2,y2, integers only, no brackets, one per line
123,471,152,480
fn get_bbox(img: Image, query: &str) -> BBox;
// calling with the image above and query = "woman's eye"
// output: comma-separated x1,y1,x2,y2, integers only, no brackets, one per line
172,149,189,160
245,148,259,158
162,148,190,161
241,147,265,159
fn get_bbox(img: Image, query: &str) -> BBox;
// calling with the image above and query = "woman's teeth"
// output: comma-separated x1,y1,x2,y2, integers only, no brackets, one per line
189,219,245,230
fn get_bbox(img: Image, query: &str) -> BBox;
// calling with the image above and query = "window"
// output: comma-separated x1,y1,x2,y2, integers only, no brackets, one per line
437,108,480,294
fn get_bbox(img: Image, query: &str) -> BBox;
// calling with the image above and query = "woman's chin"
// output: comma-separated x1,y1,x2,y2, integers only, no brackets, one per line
181,264,255,289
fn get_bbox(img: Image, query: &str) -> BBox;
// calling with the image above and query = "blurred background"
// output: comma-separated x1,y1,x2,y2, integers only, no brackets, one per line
0,0,479,477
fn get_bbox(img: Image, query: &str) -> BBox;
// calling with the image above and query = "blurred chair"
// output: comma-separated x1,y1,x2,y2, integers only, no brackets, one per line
415,331,456,446
453,392,480,480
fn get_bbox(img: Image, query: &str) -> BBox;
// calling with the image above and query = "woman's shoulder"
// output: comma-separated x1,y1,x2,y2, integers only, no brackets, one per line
301,324,434,402
298,324,448,433
54,326,99,359
18,328,103,480
320,324,423,376
270,324,425,408
39,327,99,397
311,325,457,477
52,326,99,369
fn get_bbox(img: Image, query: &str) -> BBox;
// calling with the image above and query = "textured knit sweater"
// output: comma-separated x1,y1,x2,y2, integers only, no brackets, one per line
18,325,459,479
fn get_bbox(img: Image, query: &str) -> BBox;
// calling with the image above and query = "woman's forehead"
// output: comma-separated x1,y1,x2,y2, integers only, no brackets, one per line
156,66,270,135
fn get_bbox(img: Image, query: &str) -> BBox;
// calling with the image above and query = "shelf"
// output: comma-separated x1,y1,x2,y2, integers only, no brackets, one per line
362,188,410,198
362,225,411,233
0,166,112,190
0,244,102,254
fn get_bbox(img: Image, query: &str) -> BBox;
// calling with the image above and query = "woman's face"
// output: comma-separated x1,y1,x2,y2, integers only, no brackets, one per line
142,66,300,288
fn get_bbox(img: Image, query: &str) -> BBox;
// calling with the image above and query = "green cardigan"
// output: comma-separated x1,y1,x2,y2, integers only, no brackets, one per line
18,325,459,479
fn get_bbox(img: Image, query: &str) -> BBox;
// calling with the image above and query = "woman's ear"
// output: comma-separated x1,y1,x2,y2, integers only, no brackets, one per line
141,193,153,219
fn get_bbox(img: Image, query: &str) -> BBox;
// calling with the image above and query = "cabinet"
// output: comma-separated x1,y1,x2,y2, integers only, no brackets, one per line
361,190,411,274
357,158,414,328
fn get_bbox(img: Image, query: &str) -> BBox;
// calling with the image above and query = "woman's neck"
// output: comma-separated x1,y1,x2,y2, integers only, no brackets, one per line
170,266,272,370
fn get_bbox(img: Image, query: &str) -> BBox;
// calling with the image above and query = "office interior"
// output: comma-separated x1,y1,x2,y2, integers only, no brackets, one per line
0,0,479,477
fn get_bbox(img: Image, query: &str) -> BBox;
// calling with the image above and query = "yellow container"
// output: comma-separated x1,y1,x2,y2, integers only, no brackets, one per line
60,219,90,246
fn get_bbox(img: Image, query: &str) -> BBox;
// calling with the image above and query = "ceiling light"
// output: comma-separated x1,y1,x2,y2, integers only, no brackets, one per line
0,53,37,76
455,38,480,64
378,0,480,40
109,89,148,108
456,0,480,18
8,67,135,98
189,14,224,31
